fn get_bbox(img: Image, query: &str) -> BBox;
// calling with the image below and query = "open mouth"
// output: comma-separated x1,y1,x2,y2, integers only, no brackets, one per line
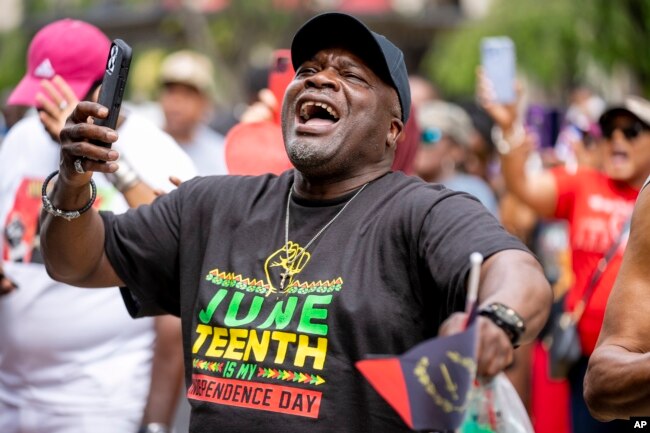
610,149,629,164
299,101,340,126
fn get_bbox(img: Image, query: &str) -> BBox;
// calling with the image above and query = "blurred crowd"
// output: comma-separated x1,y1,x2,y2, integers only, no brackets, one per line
1,11,649,433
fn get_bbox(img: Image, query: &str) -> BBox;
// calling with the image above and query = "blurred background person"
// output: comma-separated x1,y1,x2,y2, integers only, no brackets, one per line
0,18,196,433
408,74,439,111
414,100,499,217
555,86,606,173
159,50,228,175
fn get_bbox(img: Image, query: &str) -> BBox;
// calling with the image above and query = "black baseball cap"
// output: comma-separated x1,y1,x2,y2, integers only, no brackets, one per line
291,12,411,123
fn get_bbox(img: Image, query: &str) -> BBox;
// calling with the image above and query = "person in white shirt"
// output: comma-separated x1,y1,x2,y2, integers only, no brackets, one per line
0,18,196,433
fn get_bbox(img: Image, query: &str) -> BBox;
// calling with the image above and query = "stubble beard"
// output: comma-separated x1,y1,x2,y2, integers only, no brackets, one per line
286,139,327,170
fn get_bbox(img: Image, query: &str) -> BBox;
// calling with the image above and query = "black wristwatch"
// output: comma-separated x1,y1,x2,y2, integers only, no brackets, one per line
478,302,526,347
137,423,170,433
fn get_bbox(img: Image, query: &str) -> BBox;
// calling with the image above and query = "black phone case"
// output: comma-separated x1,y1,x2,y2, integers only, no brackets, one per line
91,39,132,148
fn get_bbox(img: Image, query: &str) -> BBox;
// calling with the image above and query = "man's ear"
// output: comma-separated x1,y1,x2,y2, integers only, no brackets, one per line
386,118,404,150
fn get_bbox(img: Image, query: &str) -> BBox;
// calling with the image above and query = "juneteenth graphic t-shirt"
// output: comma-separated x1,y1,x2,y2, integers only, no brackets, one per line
102,170,526,432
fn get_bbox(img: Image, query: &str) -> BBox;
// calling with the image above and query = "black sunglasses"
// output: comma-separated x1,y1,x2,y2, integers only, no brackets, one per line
602,121,650,141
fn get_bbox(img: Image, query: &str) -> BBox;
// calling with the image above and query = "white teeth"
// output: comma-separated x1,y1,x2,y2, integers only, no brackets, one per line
299,101,339,120
325,106,337,117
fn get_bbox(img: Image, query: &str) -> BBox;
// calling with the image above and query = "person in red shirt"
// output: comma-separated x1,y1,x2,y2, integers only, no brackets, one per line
478,71,650,433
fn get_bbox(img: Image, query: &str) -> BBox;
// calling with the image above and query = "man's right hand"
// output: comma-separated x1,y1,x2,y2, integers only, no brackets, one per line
41,100,126,289
58,101,121,187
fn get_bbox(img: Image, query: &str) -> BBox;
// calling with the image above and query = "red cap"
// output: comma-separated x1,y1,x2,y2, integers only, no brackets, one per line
8,19,111,107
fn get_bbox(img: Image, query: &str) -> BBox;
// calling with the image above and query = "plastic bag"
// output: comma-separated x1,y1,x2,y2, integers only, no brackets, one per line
457,373,533,433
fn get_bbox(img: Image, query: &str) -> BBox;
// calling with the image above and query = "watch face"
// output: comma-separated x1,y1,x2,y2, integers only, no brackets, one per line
480,303,525,345
495,304,524,328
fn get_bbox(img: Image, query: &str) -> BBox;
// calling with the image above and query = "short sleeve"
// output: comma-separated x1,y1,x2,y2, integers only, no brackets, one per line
550,166,579,220
418,191,530,302
101,188,182,317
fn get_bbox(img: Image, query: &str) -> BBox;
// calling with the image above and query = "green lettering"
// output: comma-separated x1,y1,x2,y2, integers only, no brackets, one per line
236,362,257,380
198,289,228,324
224,292,264,327
297,295,332,336
258,297,298,330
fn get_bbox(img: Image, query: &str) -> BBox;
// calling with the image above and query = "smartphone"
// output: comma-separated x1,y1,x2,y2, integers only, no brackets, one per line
91,39,132,147
525,105,562,149
267,49,294,125
480,36,516,104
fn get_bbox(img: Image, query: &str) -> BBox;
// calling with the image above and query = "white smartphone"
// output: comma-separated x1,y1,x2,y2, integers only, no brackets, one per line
480,36,516,104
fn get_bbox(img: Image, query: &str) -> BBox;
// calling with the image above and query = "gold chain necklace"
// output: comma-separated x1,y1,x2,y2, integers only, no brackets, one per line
279,182,370,291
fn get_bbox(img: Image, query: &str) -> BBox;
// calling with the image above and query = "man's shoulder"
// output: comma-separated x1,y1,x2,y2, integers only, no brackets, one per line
0,115,52,165
372,172,463,213
179,171,290,198
3,115,49,146
196,124,225,144
121,111,174,142
116,111,199,180
380,172,459,200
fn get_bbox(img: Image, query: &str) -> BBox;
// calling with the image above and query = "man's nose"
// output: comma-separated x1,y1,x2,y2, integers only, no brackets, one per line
305,70,339,90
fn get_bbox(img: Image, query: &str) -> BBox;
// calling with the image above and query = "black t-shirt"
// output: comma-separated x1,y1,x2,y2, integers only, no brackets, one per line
101,170,526,433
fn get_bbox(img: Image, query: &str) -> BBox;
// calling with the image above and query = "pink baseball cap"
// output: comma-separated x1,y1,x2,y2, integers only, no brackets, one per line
8,19,111,107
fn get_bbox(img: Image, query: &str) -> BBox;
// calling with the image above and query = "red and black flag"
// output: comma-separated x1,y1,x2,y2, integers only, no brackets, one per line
356,322,478,431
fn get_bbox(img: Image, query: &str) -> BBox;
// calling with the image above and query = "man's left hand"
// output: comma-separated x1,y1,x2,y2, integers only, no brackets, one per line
438,312,514,378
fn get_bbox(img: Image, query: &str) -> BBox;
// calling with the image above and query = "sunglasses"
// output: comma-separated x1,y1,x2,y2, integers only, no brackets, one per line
602,121,649,141
421,127,443,145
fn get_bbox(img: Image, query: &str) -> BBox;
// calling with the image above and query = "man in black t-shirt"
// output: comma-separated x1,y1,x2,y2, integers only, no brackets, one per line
41,12,552,433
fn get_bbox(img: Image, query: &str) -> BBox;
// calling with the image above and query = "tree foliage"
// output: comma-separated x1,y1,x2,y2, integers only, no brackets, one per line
0,30,28,99
423,0,650,101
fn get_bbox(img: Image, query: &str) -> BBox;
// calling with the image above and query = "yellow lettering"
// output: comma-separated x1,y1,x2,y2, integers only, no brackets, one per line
271,331,296,364
243,330,270,362
223,328,248,360
192,324,212,354
195,325,329,370
294,335,328,370
206,327,229,357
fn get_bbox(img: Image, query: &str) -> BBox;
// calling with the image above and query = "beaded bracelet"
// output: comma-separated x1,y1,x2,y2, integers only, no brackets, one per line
41,170,97,221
